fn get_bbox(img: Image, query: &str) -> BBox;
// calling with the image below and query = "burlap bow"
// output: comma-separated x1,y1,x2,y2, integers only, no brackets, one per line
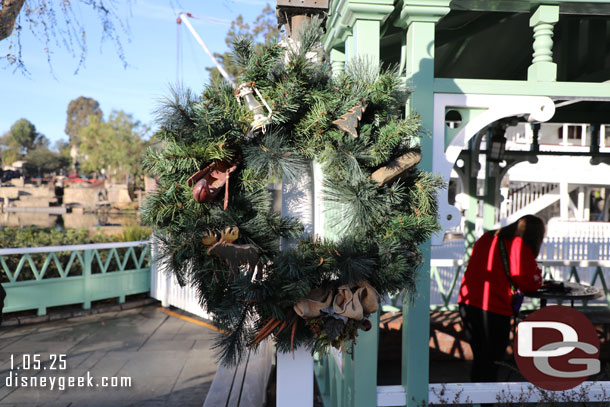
332,281,380,321
293,287,333,318
294,282,380,320
356,281,380,314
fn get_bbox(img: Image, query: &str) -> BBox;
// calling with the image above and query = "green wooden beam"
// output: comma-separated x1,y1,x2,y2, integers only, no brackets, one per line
434,77,610,99
449,0,610,14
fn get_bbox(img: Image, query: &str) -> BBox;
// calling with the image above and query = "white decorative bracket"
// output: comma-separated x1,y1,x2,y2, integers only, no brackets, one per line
432,93,556,244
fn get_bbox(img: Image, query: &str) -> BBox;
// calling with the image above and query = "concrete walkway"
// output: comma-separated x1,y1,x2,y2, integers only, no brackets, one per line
0,305,219,406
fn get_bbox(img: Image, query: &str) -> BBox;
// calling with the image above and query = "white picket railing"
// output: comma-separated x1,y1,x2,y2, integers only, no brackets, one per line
149,239,211,320
546,219,610,238
436,219,610,260
540,236,610,261
500,182,559,224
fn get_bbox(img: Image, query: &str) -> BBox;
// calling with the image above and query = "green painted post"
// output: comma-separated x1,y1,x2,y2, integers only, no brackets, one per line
349,10,384,407
343,351,354,406
330,365,337,407
352,310,379,400
345,35,354,62
347,3,397,403
398,2,449,406
332,361,341,407
462,151,479,261
83,249,92,310
482,160,499,232
353,19,380,63
321,357,331,399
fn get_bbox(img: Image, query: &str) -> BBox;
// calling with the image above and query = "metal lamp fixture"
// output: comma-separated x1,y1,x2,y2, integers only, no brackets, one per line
487,127,507,162
487,117,518,162
234,82,273,136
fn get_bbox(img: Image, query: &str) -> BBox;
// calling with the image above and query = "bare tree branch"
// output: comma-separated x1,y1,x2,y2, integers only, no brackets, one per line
0,0,26,41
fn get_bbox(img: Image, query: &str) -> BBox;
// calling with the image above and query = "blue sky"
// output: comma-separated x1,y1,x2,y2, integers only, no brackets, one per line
0,0,271,145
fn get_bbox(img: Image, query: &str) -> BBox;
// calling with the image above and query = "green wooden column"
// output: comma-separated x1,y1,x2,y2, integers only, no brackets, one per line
463,150,479,262
339,2,393,406
398,2,449,406
345,35,354,62
482,128,500,232
353,19,380,62
482,159,499,231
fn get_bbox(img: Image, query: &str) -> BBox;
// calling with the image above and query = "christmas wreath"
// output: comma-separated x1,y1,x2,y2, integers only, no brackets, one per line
143,22,442,365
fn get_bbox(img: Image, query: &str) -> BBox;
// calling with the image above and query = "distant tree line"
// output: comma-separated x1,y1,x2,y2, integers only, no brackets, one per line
1,95,149,185
0,118,70,178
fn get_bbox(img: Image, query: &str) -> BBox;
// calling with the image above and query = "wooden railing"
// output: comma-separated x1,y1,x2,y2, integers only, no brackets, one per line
500,181,558,223
0,241,151,316
430,258,610,311
0,238,212,319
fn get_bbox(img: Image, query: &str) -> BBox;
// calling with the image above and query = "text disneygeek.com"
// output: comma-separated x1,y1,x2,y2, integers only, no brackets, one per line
5,354,132,390
5,372,132,390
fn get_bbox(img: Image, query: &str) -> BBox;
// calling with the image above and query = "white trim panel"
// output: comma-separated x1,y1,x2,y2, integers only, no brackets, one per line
432,93,555,244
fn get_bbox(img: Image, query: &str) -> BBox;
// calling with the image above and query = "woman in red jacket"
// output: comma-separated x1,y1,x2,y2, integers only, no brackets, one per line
458,215,545,382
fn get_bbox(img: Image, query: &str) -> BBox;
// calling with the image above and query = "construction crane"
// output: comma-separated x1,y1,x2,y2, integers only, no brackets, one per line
176,12,234,86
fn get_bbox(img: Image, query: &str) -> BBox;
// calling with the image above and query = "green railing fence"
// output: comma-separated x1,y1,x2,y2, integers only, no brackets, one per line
0,241,151,316
430,259,610,311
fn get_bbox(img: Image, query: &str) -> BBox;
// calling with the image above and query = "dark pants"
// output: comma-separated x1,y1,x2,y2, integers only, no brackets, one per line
459,303,511,382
